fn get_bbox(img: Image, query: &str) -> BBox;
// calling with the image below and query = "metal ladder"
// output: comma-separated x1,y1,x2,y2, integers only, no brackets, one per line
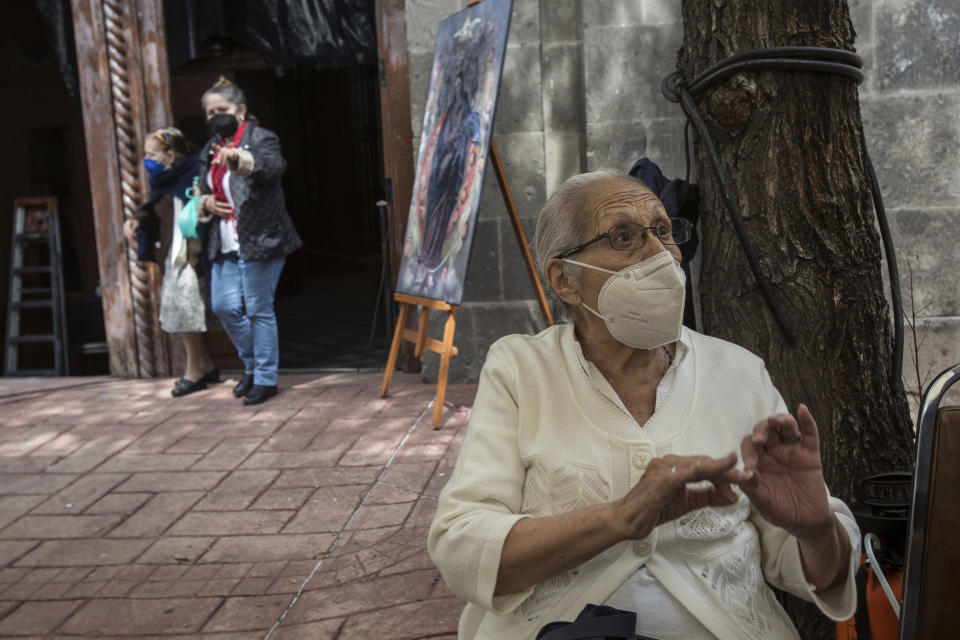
4,197,68,376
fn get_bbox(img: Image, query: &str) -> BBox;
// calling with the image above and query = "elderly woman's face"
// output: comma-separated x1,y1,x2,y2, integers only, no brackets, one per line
580,178,682,268
563,177,682,307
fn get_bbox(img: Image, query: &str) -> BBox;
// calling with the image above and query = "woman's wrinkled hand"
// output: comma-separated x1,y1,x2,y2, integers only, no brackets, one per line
122,218,139,243
737,404,834,541
612,452,752,541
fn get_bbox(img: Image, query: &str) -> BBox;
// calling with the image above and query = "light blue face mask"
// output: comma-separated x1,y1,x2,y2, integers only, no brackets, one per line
143,157,167,179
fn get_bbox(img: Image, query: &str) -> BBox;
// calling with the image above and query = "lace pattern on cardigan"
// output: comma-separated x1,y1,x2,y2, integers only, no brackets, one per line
516,459,612,620
673,496,794,639
696,535,786,639
676,493,749,541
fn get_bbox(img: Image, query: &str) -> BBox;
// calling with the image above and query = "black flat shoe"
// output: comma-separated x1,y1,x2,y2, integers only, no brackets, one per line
243,384,278,405
233,374,254,398
201,368,221,384
171,377,208,397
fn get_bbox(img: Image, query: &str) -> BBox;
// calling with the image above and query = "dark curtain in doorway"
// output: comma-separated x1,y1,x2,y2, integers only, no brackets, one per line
165,0,377,74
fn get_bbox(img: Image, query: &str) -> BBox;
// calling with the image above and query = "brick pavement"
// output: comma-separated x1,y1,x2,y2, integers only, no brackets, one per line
0,372,476,639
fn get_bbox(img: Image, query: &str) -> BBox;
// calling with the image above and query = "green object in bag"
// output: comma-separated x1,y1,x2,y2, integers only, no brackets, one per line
178,184,200,240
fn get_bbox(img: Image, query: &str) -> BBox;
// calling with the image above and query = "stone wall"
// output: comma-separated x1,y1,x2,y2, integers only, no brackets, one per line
404,0,959,391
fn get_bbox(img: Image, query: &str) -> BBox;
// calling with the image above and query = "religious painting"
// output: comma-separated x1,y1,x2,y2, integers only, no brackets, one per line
395,0,513,304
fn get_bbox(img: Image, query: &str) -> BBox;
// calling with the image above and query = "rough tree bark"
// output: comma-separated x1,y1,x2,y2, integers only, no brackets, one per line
677,1,914,637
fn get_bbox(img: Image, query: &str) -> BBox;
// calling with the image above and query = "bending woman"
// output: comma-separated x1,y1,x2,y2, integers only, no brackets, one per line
197,77,302,406
124,127,218,396
428,169,860,640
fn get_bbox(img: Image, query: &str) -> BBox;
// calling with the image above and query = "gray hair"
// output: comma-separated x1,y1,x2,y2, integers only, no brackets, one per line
534,168,642,279
200,77,247,113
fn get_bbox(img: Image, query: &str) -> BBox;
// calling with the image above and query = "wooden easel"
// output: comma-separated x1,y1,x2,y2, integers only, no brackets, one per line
381,0,553,428
380,293,458,429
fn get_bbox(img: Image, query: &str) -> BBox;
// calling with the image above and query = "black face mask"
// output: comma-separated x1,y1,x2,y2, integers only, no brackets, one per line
208,113,240,138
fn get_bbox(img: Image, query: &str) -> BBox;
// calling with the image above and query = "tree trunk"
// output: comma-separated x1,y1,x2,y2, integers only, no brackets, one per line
677,1,914,637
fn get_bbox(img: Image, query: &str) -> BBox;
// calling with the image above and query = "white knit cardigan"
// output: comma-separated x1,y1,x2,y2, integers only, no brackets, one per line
427,324,860,640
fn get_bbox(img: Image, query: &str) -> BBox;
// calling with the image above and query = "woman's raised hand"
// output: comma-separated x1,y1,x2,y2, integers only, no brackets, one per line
211,143,241,171
738,404,834,541
612,452,752,540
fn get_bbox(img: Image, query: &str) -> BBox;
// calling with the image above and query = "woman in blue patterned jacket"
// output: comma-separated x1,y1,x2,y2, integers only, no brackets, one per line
196,77,302,406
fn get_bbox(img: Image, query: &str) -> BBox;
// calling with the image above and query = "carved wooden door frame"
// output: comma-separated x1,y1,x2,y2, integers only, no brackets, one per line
71,0,173,377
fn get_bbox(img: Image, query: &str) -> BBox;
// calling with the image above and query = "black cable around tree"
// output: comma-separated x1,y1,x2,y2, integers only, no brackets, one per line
662,46,903,388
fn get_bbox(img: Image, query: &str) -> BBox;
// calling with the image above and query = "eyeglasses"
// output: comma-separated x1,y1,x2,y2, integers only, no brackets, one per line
555,217,691,259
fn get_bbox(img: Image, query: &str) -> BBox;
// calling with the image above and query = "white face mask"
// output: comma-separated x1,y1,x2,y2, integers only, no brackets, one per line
563,251,686,350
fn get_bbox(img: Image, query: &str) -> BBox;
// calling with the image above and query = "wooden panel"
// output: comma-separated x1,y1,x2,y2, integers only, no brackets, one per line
70,0,138,376
375,0,419,372
136,0,173,130
374,0,414,286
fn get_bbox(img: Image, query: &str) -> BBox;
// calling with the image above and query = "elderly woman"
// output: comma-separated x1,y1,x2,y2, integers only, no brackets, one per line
428,169,860,640
123,127,218,396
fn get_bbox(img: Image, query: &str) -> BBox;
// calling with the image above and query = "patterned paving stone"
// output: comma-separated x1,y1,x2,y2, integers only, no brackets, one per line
121,423,200,454
0,514,123,539
107,492,205,537
0,425,70,457
97,453,203,473
201,593,292,632
282,485,367,533
32,473,130,515
45,436,135,474
0,600,84,636
0,496,46,530
15,539,153,567
59,597,222,635
345,501,416,530
0,473,76,496
115,471,226,493
191,438,264,471
274,466,380,489
84,491,152,515
0,540,38,566
193,470,280,511
268,618,345,640
282,569,436,623
200,533,336,564
249,487,314,510
137,536,217,564
169,510,296,536
239,450,342,470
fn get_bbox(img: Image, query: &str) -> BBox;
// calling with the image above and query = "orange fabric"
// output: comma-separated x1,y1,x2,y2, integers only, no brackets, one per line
835,616,858,639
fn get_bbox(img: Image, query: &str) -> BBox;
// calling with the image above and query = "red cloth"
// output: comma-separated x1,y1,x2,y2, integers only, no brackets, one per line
208,119,248,224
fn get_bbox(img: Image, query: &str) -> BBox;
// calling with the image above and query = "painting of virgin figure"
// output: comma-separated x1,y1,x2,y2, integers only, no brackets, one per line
395,0,513,304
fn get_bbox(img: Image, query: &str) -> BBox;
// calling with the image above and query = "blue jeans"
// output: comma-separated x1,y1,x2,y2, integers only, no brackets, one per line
210,253,286,386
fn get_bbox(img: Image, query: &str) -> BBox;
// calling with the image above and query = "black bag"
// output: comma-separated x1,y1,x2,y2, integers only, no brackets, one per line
535,604,659,640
